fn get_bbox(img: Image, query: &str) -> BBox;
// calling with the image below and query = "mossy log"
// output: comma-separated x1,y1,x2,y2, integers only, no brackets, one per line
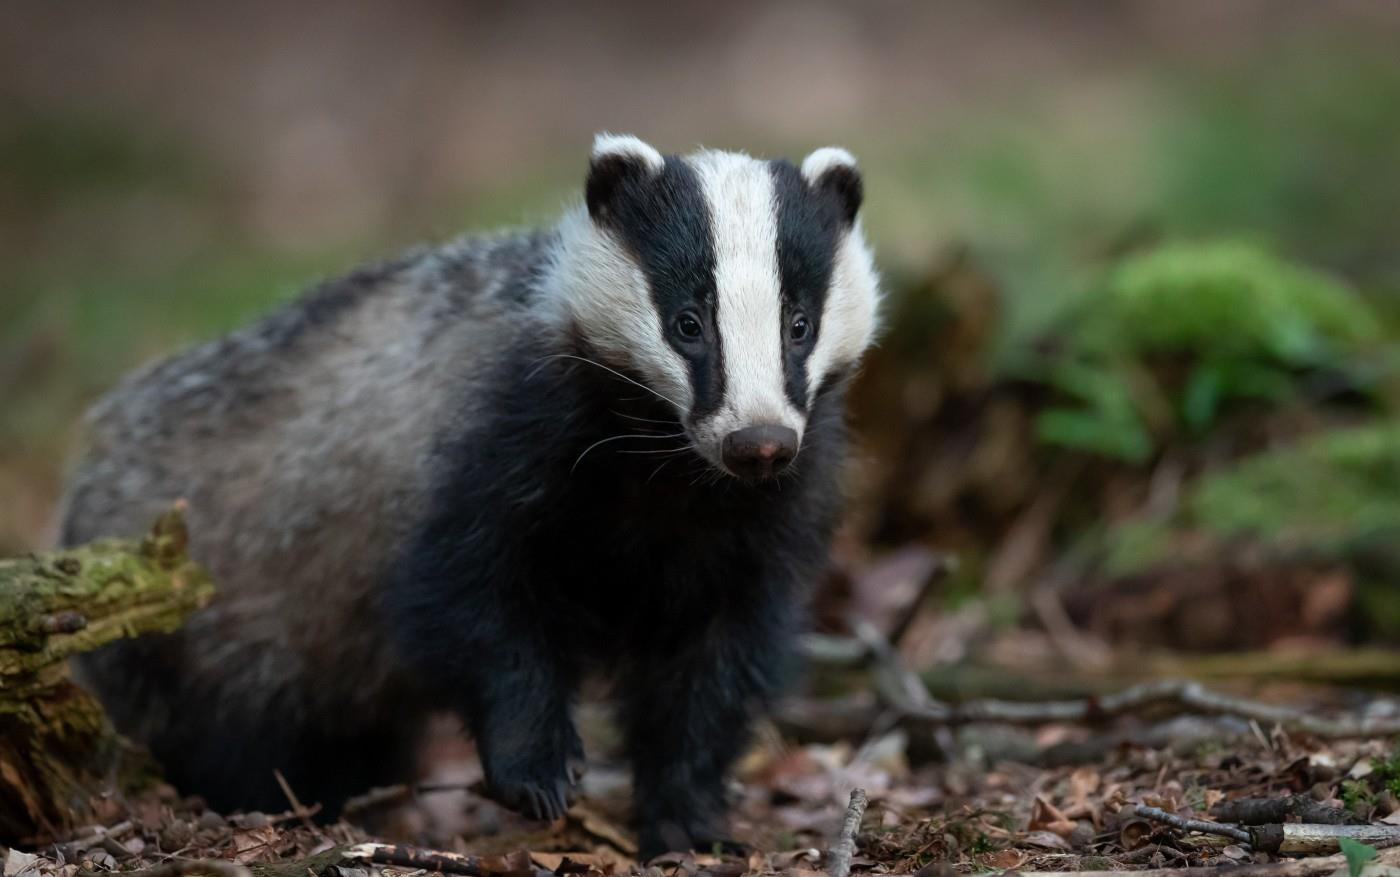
0,504,214,844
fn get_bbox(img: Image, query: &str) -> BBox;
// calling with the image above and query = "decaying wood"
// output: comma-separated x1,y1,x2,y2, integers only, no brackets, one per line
1135,803,1400,855
0,503,214,843
827,788,868,877
1256,823,1400,855
1213,796,1360,826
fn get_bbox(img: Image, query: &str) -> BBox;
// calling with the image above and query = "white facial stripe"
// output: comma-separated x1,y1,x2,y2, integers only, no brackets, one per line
687,151,804,442
544,209,693,410
806,221,881,401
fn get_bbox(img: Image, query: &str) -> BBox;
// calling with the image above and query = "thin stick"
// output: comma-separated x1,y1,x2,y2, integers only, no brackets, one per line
78,861,252,877
1134,804,1252,845
828,788,868,877
1020,844,1400,877
341,781,475,815
840,624,1400,739
343,842,549,877
55,819,135,856
273,769,318,832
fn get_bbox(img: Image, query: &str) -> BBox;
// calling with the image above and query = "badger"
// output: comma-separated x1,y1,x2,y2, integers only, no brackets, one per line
59,134,881,855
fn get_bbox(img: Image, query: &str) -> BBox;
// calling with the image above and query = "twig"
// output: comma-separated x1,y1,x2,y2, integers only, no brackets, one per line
1029,586,1111,672
886,553,956,648
55,819,135,857
1137,805,1400,854
827,788,868,877
341,781,476,816
1019,844,1400,877
842,623,1400,739
78,861,251,877
344,842,548,877
942,679,1400,737
1135,804,1253,845
273,769,318,833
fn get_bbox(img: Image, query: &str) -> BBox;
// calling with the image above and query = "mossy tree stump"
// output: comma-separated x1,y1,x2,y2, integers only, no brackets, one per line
0,505,214,843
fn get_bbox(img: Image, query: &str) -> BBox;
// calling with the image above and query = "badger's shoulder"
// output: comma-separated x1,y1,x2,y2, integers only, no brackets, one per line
60,228,558,544
87,228,555,430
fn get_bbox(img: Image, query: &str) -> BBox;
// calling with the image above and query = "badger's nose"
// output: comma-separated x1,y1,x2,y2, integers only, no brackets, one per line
722,425,798,480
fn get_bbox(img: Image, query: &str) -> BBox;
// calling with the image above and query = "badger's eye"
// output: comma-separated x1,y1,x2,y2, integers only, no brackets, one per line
674,313,703,341
790,314,811,342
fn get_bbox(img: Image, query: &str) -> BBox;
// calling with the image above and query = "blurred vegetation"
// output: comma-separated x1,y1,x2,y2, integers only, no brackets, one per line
3,37,1400,654
1023,241,1384,462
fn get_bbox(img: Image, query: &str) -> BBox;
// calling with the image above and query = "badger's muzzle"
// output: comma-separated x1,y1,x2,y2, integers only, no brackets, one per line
722,424,798,481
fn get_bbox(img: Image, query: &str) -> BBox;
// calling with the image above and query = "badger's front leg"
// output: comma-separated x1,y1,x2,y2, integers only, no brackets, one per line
464,628,582,821
622,594,796,857
387,554,581,821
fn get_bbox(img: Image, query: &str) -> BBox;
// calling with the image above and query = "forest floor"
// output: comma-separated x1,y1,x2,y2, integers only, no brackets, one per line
9,683,1400,877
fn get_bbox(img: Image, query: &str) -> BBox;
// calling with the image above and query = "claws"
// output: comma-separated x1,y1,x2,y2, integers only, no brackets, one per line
481,724,584,822
491,774,570,823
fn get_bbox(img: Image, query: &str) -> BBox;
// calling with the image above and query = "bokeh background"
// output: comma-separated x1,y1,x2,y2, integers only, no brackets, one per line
5,1,1400,676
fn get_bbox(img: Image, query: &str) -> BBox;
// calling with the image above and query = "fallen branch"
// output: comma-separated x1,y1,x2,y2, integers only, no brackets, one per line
344,842,549,877
53,819,135,860
1213,796,1359,826
840,622,1400,739
827,788,868,877
1134,804,1252,845
78,860,251,877
1014,843,1400,877
1135,803,1400,855
1254,823,1400,855
1,504,215,843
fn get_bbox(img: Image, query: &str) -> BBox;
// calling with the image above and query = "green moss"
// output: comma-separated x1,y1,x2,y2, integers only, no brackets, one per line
1189,422,1400,549
1103,421,1400,571
1098,423,1400,638
0,507,214,677
1342,779,1373,812
1025,241,1385,462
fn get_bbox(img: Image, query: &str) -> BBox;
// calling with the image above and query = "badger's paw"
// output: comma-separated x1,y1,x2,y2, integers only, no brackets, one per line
488,772,571,822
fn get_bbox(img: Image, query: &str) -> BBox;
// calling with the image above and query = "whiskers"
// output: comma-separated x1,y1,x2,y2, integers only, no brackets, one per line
532,352,683,410
572,430,688,473
609,409,680,426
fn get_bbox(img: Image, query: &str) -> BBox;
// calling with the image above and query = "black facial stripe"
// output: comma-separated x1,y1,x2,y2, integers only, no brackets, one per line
770,160,843,411
594,156,725,420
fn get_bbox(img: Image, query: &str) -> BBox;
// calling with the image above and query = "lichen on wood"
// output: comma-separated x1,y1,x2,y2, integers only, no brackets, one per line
0,503,214,844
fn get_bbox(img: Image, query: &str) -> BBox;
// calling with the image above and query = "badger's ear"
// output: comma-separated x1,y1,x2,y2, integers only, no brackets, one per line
586,133,665,224
801,146,863,224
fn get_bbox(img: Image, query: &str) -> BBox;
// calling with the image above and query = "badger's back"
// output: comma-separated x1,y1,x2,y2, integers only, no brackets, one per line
61,229,554,811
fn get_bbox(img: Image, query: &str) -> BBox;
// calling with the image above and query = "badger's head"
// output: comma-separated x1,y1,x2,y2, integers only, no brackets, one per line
546,133,880,482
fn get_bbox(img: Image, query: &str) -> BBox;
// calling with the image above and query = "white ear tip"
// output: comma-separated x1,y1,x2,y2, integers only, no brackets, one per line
592,132,665,175
801,146,857,184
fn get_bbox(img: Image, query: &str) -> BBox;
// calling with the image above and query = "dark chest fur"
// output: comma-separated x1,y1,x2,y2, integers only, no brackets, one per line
389,336,849,667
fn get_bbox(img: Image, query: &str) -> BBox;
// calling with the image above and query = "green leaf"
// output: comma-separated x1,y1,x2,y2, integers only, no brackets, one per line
1341,837,1379,877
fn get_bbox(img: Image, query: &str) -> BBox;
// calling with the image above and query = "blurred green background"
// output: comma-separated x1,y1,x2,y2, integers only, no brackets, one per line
4,1,1400,663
